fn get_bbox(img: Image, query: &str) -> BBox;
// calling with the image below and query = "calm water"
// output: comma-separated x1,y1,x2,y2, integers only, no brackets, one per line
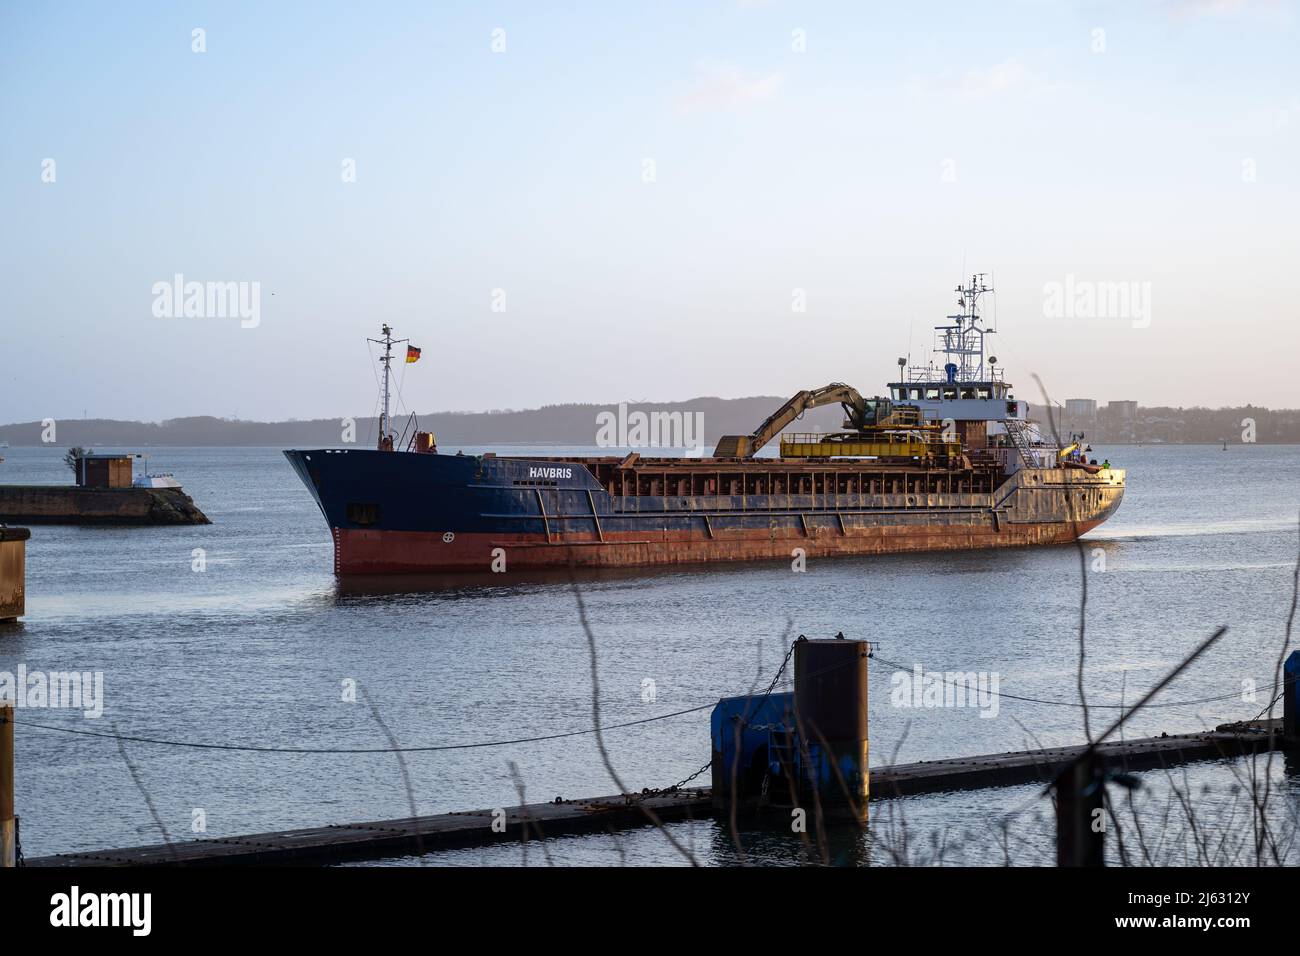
2,443,1298,865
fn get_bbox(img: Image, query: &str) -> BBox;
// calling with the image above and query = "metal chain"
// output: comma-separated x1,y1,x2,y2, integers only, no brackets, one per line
636,638,800,802
669,758,713,791
1249,689,1286,724
638,757,712,800
755,639,797,708
15,816,24,867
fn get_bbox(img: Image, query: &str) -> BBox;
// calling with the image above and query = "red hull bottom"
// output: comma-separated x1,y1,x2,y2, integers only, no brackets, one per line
333,521,1102,575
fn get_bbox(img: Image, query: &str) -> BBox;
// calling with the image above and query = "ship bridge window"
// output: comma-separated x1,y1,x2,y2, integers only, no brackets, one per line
960,387,976,399
942,387,958,400
977,386,992,399
924,387,940,400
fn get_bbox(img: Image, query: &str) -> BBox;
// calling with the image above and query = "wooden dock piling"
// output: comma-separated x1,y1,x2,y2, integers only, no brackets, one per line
1,704,14,867
0,526,29,621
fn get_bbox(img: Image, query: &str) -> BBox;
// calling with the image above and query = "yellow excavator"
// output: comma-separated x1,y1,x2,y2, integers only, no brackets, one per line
713,383,944,459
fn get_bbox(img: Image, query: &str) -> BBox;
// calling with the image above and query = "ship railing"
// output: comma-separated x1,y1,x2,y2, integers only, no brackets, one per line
398,412,420,451
782,431,922,445
903,364,1005,384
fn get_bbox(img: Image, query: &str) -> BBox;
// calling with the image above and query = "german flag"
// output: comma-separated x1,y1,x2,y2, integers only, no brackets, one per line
405,345,421,364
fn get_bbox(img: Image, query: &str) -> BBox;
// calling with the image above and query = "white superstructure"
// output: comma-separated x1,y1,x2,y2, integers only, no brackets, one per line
887,275,1064,471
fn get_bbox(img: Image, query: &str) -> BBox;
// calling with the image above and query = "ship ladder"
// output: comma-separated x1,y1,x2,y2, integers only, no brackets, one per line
1002,418,1037,469
765,728,801,798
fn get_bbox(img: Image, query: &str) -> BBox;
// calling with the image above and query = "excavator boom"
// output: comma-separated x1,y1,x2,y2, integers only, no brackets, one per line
713,383,874,458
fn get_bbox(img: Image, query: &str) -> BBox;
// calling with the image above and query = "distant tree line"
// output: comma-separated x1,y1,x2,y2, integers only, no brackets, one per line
1058,405,1300,444
2,401,1296,448
0,399,848,449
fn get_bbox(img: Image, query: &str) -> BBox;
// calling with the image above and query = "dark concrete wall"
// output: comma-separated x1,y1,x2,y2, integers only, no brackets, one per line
0,487,209,525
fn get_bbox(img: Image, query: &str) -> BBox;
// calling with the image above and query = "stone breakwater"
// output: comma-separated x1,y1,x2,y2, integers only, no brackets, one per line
0,486,210,525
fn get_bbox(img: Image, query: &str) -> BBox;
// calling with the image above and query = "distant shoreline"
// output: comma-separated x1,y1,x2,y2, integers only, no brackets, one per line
2,441,1297,450
2,398,1297,447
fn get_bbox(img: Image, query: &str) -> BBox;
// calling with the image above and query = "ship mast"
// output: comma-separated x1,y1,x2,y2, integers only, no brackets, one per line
367,323,408,451
939,273,994,382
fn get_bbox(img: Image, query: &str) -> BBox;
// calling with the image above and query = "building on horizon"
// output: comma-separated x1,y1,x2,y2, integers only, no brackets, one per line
1060,398,1097,436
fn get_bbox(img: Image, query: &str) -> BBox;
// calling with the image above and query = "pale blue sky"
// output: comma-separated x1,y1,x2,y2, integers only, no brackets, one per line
2,0,1297,422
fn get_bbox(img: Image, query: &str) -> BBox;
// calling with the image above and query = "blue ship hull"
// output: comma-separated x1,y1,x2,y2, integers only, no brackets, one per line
283,448,1125,575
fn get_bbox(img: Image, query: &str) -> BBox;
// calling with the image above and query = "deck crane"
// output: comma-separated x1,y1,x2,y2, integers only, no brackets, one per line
713,383,903,458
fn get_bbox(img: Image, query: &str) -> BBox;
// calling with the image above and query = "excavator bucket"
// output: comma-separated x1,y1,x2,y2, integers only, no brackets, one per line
713,435,752,457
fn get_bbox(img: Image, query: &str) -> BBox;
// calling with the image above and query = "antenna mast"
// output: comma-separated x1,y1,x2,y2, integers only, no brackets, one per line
367,323,408,451
939,273,994,381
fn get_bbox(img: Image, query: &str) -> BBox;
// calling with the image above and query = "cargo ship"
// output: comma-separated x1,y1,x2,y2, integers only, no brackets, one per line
285,277,1124,574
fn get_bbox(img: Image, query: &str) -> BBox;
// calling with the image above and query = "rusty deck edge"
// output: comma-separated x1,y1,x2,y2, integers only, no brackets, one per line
25,723,1287,867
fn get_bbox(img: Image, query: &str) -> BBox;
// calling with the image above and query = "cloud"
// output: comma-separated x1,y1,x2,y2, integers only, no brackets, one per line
1237,96,1300,135
1164,0,1294,20
958,58,1030,97
911,57,1048,99
676,62,784,113
1165,0,1251,18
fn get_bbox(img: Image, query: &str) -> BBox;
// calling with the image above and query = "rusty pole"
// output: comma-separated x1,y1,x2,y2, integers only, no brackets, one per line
1284,650,1299,745
1055,752,1106,867
1,703,13,867
793,635,870,823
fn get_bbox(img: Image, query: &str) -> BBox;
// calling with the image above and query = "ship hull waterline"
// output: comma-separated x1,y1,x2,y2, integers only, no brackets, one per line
332,521,1108,575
